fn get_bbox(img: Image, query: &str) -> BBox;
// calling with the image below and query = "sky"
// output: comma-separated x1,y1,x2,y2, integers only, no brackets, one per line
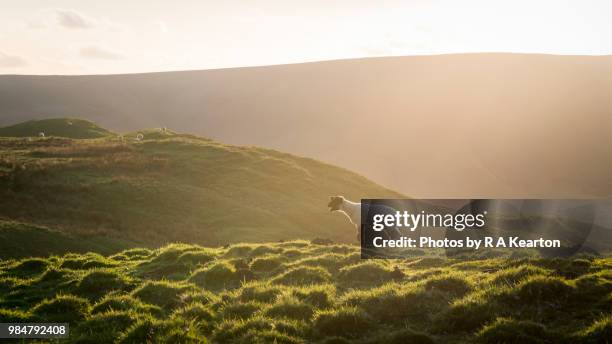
1,0,611,75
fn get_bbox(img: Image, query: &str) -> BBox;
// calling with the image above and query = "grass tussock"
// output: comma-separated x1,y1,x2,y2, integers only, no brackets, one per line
264,294,315,320
272,266,332,286
31,294,90,323
250,254,285,273
131,280,194,310
490,265,550,286
513,276,575,302
314,306,372,338
77,269,133,300
423,274,472,298
577,314,611,344
189,261,246,290
338,261,396,286
91,294,161,317
235,282,285,303
476,318,558,343
72,310,140,343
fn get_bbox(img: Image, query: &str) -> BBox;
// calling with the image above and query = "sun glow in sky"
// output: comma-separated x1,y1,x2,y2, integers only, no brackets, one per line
1,0,611,75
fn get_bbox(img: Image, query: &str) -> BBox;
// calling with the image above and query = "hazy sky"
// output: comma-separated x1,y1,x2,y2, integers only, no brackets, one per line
1,0,611,75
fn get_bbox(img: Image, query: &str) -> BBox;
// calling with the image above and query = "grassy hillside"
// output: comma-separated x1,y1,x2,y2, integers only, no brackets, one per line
0,121,401,253
0,118,113,139
0,242,609,343
0,220,136,259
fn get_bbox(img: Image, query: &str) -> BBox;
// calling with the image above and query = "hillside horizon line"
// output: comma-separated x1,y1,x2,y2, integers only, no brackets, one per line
2,52,612,77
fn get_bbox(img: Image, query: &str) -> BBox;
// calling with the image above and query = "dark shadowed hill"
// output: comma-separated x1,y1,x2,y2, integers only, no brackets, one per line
0,118,113,139
1,53,611,197
0,125,401,249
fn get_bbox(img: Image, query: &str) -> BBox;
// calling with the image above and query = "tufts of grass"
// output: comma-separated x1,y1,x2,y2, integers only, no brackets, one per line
250,255,285,273
177,250,216,266
38,267,71,282
181,290,219,306
114,248,152,260
293,254,348,274
213,316,306,344
131,280,194,310
189,261,244,291
532,258,593,279
220,301,264,320
407,257,447,269
7,257,49,277
213,316,274,343
291,284,336,309
115,318,164,344
423,274,472,298
320,337,352,344
272,266,331,286
60,253,118,270
235,282,285,303
135,244,210,280
490,264,550,286
116,317,207,344
572,273,612,302
342,283,449,324
31,294,90,323
238,330,305,344
276,240,310,249
151,244,197,263
0,276,21,293
313,306,372,338
171,302,216,334
365,328,435,344
224,245,254,258
576,314,611,344
161,322,209,344
404,268,445,282
433,292,503,333
513,276,575,303
265,293,315,320
283,249,304,259
91,294,161,317
476,318,559,343
72,310,139,343
249,245,283,257
0,308,36,322
76,269,133,300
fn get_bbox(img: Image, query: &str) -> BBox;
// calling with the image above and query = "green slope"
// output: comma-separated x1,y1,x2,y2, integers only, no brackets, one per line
0,119,401,249
0,118,114,139
0,220,135,259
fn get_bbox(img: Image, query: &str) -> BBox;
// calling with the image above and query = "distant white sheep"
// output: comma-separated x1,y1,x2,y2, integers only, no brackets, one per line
38,132,45,138
135,133,144,141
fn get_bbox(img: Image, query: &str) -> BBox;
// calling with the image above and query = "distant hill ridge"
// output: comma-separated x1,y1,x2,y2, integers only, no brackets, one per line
0,118,113,139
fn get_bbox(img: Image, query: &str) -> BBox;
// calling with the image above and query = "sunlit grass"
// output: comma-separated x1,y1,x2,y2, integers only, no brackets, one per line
0,242,609,343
